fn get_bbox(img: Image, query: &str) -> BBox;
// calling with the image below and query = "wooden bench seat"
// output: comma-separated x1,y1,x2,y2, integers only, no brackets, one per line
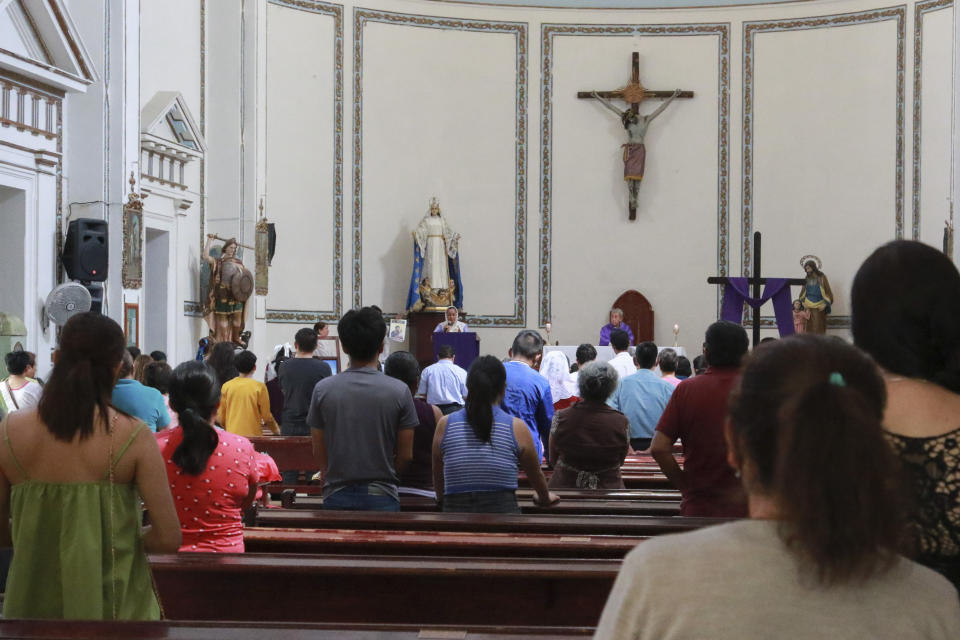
0,619,593,639
244,526,646,558
254,508,725,536
278,491,680,516
150,552,618,627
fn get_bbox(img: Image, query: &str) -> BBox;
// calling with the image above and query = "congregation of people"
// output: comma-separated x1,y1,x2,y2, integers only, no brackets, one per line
0,239,957,634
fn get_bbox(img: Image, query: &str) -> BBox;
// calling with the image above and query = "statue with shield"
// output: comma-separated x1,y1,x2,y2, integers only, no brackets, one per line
202,234,254,344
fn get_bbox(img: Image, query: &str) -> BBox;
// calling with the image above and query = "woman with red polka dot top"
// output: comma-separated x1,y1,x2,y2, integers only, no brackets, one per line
156,361,260,552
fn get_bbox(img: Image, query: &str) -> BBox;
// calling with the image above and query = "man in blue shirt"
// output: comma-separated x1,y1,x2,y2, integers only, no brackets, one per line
112,350,170,431
502,330,553,462
417,345,468,415
610,341,674,452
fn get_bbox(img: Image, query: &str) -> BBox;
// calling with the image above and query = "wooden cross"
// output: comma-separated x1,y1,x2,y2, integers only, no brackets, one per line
707,231,806,348
578,53,694,220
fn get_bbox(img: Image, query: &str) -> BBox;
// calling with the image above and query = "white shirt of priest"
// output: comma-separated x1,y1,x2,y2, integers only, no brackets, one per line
608,352,636,383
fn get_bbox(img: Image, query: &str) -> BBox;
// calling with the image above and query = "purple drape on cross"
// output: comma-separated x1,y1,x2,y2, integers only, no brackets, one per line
720,278,795,337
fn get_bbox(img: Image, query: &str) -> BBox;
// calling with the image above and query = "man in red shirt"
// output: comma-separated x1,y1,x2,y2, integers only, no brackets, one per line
651,321,749,517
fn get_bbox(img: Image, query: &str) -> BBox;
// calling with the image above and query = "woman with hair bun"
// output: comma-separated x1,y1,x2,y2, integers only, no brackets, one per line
432,355,558,513
0,312,180,620
595,335,960,639
156,361,260,552
548,361,629,489
852,240,960,591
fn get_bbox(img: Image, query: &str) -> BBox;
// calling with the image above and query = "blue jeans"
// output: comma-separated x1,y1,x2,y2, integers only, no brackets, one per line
442,490,520,514
322,484,400,511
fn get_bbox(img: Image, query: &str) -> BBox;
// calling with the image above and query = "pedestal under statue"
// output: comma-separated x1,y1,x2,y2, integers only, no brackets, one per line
406,198,463,312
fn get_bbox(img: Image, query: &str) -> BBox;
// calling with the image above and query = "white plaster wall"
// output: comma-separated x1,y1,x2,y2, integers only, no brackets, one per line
751,20,899,323
360,22,519,318
139,0,202,128
917,5,954,248
264,2,336,314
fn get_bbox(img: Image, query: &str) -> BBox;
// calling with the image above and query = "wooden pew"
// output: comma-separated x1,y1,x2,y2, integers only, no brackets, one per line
244,526,645,559
278,491,680,516
0,619,593,639
249,436,682,494
254,508,725,536
150,552,618,627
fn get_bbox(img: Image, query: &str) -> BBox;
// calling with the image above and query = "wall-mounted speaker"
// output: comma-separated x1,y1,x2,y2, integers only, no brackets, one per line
62,218,108,282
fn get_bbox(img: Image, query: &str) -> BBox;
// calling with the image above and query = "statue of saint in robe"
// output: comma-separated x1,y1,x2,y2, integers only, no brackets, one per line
407,199,463,312
798,256,833,334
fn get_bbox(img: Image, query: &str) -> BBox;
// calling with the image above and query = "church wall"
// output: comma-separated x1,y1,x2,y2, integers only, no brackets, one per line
138,0,207,363
244,0,956,368
915,2,954,250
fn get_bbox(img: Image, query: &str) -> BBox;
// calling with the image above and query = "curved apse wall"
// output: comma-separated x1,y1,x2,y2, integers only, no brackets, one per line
261,0,954,356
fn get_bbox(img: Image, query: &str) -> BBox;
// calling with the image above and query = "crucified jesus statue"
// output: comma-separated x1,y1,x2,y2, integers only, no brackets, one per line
591,89,681,214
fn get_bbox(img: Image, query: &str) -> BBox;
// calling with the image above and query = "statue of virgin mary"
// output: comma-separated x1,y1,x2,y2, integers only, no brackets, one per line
406,198,463,311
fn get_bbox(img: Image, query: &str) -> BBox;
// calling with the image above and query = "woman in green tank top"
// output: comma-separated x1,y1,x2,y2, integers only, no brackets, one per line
0,312,181,620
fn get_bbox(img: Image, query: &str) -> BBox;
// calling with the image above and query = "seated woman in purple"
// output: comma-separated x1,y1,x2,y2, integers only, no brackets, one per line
599,308,634,346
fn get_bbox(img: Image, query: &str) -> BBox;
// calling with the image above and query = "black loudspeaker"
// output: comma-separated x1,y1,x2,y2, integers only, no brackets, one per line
84,283,104,314
62,218,108,282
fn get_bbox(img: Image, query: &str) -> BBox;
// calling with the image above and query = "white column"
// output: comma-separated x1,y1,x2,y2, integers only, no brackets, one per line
952,2,960,263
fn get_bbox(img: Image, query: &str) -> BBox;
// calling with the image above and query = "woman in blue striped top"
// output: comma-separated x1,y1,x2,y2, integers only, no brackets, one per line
432,355,558,513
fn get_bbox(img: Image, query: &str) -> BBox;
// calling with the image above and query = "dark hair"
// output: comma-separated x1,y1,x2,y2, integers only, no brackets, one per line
5,351,34,376
804,259,822,276
658,348,678,373
143,361,173,395
704,321,749,367
609,330,630,352
692,354,708,375
852,240,960,394
465,355,507,443
577,361,618,403
510,330,544,360
127,346,141,360
728,335,904,586
634,341,658,368
294,327,319,354
149,350,167,362
118,349,134,378
575,343,597,366
39,312,124,441
168,361,220,475
438,345,456,360
235,350,257,374
132,354,153,383
206,342,238,387
313,322,327,333
759,337,777,344
675,356,692,377
338,307,387,361
384,351,420,392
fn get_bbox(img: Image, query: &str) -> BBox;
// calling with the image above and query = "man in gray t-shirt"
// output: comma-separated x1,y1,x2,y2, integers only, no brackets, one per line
307,307,417,510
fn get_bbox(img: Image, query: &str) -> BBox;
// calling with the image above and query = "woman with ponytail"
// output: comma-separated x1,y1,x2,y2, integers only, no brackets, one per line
0,312,180,620
853,240,960,591
432,355,558,513
595,335,959,639
156,361,260,552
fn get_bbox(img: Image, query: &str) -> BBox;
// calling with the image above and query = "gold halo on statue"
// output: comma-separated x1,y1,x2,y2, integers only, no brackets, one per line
622,83,647,104
799,255,822,270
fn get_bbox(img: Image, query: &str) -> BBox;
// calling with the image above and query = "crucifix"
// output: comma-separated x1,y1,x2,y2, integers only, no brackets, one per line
707,231,806,347
578,52,694,220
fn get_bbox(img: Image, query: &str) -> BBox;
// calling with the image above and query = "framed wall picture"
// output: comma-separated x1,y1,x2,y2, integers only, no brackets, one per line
122,203,143,289
124,303,139,348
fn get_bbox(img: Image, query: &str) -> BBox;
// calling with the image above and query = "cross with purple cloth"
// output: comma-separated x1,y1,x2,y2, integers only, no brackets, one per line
707,231,806,347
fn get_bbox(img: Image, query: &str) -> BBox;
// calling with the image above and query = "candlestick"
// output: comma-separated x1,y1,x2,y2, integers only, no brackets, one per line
673,324,680,348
